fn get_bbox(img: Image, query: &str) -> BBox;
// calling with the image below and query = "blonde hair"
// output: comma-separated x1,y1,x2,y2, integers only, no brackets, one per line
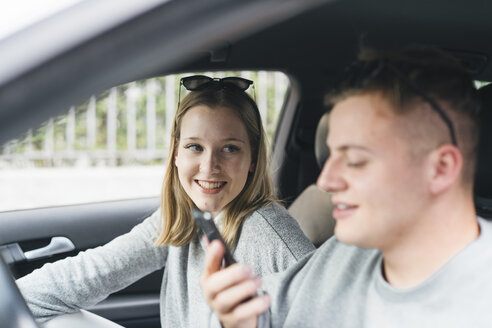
154,85,275,248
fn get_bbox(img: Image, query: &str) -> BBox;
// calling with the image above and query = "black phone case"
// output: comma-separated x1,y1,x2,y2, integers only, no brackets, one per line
192,208,236,267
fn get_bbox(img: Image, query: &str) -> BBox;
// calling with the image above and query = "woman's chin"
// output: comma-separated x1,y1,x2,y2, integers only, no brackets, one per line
195,203,223,216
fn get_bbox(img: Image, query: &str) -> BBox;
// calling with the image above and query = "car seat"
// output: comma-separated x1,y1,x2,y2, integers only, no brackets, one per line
288,112,335,247
475,83,492,218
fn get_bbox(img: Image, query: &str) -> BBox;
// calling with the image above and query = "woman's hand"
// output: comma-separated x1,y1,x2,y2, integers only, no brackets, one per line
201,240,270,328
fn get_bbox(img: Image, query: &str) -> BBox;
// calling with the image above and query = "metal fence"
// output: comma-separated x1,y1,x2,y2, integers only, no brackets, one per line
0,71,289,168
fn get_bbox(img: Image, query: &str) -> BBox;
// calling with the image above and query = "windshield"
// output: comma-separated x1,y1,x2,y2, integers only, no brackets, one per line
0,0,83,41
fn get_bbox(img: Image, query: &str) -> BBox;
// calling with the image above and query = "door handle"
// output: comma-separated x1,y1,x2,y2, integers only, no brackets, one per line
24,237,76,261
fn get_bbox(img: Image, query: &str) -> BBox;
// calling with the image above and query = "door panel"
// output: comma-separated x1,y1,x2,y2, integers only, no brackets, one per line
0,197,162,327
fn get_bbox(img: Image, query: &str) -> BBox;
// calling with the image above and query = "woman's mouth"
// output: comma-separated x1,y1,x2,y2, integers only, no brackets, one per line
195,180,227,194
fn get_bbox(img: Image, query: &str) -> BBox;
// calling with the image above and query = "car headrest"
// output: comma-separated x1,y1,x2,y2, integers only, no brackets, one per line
315,112,330,169
475,84,492,216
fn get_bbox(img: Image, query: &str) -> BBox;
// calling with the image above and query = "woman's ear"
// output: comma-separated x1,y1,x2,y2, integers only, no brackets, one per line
427,144,463,195
174,149,179,166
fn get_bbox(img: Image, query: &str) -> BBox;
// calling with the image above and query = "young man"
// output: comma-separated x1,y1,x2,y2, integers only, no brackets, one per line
201,46,492,327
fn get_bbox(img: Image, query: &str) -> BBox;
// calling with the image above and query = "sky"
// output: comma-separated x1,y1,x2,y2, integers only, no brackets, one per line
0,0,82,40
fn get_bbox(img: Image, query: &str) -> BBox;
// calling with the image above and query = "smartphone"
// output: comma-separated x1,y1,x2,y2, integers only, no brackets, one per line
192,207,236,267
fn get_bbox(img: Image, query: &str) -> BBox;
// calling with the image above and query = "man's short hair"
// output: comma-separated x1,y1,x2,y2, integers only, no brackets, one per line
326,45,481,185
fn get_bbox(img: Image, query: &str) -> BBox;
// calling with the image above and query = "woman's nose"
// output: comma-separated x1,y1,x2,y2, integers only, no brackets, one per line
200,151,220,173
316,157,347,192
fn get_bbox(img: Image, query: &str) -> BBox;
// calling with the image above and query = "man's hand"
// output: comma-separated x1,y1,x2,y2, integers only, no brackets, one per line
201,240,271,328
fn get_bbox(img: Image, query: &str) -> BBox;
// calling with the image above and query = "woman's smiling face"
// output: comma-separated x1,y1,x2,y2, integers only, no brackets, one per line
174,105,254,217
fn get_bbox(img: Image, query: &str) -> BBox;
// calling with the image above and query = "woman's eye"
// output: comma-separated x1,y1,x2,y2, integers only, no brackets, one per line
184,144,203,151
224,145,240,153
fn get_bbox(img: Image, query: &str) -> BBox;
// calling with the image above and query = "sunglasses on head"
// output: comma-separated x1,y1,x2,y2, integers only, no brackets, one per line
181,75,253,91
343,59,458,146
178,75,255,109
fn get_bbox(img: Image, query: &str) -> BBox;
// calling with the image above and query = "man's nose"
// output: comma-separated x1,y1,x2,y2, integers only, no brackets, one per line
316,157,346,192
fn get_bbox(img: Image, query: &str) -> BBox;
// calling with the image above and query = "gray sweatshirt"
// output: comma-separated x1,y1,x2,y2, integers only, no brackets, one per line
17,202,315,327
261,216,492,327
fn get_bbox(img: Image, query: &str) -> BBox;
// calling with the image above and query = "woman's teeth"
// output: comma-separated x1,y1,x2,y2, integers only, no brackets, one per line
197,181,226,189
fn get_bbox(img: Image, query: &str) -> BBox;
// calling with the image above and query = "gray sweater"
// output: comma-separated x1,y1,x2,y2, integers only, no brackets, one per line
17,202,314,327
261,216,492,327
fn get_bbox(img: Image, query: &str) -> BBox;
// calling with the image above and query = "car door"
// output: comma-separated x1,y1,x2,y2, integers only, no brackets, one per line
0,198,162,327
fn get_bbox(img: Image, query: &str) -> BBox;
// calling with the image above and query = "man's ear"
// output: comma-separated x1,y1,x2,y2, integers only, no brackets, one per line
427,144,463,195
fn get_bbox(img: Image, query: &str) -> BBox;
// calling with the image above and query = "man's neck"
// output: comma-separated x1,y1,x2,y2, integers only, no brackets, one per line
381,195,479,289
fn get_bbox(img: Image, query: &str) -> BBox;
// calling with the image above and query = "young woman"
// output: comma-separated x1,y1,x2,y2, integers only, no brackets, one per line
17,75,314,327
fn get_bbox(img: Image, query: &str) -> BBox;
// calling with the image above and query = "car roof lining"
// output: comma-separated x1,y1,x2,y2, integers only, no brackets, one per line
169,0,492,80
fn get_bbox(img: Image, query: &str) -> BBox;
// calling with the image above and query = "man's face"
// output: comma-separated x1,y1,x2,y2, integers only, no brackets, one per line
317,93,429,250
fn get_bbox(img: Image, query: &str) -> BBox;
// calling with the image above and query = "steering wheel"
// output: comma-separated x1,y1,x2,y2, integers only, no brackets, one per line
0,255,124,328
0,255,38,328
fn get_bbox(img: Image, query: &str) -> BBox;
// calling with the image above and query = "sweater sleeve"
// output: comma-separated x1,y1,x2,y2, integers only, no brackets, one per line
234,202,315,276
16,209,168,323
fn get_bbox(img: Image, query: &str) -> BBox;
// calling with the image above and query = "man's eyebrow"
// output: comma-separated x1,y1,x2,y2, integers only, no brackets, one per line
334,144,373,153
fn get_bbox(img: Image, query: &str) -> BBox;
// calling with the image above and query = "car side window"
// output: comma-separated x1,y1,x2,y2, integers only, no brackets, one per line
0,71,289,212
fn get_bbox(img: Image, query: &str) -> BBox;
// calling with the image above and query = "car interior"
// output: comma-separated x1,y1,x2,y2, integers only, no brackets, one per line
1,0,492,326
